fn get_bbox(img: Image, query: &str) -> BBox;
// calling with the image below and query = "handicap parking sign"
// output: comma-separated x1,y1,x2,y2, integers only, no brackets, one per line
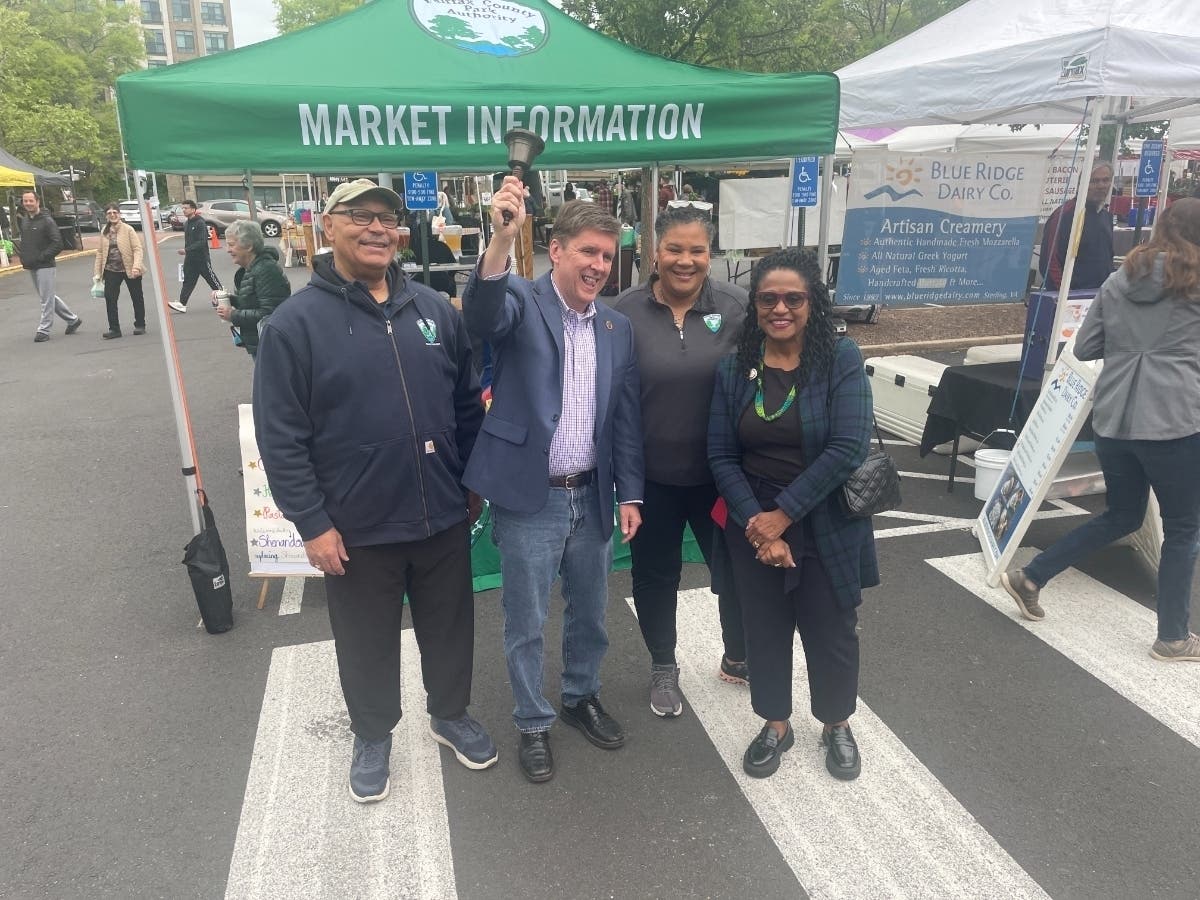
791,157,819,207
1135,141,1164,198
404,171,439,210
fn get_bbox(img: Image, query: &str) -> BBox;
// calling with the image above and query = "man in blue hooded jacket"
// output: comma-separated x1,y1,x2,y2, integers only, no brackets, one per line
252,180,496,804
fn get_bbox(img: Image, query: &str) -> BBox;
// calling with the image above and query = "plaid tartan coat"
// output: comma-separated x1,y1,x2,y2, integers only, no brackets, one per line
708,337,880,609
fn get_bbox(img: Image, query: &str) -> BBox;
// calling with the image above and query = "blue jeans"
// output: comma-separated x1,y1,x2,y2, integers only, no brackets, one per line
1024,433,1200,641
492,484,613,732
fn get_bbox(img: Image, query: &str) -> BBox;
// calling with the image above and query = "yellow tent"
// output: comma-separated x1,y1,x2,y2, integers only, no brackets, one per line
0,165,35,187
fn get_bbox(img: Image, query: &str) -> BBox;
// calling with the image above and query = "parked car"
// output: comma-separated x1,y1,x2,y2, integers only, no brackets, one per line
118,198,160,229
195,199,285,238
162,203,187,231
52,199,104,231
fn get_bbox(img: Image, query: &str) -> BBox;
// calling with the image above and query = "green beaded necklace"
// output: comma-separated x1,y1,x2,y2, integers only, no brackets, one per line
753,342,797,422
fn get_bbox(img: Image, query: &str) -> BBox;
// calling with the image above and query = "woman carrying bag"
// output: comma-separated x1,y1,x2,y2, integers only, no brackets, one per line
708,249,879,780
95,203,146,339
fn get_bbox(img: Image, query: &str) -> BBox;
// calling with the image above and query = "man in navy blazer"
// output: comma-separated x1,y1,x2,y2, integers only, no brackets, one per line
463,177,644,783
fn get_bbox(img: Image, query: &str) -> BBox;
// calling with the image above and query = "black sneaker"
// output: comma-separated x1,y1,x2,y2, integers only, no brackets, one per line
102,330,122,340
34,333,49,343
348,734,391,803
718,656,750,686
65,317,83,335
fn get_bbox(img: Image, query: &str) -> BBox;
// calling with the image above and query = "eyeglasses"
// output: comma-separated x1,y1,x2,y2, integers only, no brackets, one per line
753,291,810,310
328,208,401,229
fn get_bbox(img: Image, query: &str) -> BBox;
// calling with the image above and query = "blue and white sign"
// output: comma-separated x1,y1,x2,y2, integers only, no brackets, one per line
791,156,819,207
1135,140,1165,198
838,150,1048,307
403,171,439,210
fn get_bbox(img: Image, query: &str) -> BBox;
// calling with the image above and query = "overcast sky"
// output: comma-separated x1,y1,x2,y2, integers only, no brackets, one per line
231,0,279,47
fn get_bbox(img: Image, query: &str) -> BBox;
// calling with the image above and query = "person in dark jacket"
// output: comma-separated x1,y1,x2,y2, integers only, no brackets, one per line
1040,163,1115,290
214,219,291,360
709,249,878,781
252,179,497,805
169,199,222,312
19,190,82,342
613,205,749,718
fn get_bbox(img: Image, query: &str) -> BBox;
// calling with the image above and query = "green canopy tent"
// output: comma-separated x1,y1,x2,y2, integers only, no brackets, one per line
116,0,838,173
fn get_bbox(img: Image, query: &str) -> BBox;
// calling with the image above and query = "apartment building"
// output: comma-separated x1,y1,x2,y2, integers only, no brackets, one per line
139,0,234,67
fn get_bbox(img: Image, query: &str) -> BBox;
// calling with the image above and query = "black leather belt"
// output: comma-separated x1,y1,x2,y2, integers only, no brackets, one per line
548,469,595,489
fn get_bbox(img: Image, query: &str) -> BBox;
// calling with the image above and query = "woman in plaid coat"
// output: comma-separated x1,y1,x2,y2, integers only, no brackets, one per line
708,249,879,780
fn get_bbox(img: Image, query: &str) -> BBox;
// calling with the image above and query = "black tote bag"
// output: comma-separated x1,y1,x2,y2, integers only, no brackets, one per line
181,490,234,634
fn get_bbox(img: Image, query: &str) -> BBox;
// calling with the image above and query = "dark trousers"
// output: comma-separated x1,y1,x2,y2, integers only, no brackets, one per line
103,270,145,331
1025,432,1200,641
323,521,475,741
179,255,222,305
630,480,745,665
726,482,858,723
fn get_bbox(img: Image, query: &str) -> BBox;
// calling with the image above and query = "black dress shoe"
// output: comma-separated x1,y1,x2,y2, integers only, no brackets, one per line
743,722,794,778
560,696,625,749
822,723,861,781
518,730,553,783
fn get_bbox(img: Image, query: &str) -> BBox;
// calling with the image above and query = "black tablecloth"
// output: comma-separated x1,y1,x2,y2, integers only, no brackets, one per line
918,361,1045,456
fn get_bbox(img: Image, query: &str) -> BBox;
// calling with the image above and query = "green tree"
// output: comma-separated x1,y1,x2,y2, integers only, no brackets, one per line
273,0,363,34
0,3,143,202
427,15,479,43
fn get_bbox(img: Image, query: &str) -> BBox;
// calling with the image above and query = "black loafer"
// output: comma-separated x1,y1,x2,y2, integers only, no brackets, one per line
518,730,553,783
743,722,793,778
561,696,625,749
822,723,861,781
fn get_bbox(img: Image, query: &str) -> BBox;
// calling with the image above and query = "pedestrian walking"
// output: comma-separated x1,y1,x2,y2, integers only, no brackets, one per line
19,190,82,342
95,203,146,339
169,200,222,313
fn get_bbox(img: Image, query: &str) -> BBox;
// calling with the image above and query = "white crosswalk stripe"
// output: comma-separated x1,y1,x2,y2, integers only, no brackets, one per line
225,635,456,900
637,590,1049,900
927,549,1200,751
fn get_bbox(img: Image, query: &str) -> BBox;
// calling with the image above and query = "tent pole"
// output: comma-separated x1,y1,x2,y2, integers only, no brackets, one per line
818,155,834,284
641,165,657,285
1150,137,1171,242
784,159,796,248
114,109,132,200
1046,97,1105,380
140,185,202,535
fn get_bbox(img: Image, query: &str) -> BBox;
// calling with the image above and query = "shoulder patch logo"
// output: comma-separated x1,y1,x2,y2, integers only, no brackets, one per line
417,318,438,344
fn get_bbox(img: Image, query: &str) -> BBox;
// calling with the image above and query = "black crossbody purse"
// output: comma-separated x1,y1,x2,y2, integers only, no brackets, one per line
826,343,902,518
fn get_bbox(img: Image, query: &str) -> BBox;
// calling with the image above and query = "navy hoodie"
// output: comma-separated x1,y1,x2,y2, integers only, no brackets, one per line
252,255,482,547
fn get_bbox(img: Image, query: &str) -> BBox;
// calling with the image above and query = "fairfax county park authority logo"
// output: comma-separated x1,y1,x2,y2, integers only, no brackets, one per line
863,157,924,202
413,0,547,57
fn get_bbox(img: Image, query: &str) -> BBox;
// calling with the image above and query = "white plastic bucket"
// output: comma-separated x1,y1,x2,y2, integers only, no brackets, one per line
973,449,1011,501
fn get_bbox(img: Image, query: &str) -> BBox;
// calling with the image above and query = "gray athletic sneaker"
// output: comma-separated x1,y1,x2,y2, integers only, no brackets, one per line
1150,633,1200,662
649,664,683,717
348,734,391,803
1000,568,1044,621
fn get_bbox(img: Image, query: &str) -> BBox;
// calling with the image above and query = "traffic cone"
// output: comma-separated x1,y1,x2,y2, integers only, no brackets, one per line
208,226,220,249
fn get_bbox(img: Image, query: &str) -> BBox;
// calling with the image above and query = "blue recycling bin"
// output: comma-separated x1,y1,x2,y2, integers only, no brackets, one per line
1125,205,1156,227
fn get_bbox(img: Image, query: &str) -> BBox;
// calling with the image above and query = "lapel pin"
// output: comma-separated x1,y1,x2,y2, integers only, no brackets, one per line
605,320,613,330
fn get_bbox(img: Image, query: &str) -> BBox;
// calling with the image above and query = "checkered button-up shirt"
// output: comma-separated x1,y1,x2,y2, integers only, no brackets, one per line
547,278,598,477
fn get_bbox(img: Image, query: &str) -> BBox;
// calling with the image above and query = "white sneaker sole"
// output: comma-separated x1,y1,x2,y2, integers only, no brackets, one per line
650,699,683,718
348,777,390,803
428,725,499,770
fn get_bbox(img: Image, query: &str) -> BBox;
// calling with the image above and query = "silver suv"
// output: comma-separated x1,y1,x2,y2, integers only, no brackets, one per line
195,199,285,238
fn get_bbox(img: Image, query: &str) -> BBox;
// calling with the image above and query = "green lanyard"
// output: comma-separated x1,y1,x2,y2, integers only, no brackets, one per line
754,343,797,422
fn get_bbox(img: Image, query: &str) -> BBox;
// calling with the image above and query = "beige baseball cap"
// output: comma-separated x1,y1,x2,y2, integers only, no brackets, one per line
324,178,403,211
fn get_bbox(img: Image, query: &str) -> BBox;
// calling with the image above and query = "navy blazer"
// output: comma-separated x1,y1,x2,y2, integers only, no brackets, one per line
462,269,644,540
708,338,880,608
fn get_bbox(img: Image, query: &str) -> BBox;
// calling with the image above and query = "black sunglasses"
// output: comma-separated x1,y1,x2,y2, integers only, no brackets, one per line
752,291,810,310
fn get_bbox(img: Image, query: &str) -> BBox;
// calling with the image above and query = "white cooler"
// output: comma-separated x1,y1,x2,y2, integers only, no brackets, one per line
864,355,947,447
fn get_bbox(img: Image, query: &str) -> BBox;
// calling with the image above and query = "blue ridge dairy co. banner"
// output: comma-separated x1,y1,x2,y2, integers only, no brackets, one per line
839,151,1047,307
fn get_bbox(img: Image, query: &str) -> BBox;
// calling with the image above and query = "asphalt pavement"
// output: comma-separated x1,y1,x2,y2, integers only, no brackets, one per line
2,237,1198,899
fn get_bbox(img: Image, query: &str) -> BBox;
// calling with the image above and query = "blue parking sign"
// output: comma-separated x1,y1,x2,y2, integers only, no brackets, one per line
791,157,819,207
404,171,439,210
1135,141,1164,198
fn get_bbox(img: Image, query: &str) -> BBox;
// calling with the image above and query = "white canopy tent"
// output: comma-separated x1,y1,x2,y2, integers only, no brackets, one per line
837,0,1200,129
835,0,1200,370
878,123,1082,155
